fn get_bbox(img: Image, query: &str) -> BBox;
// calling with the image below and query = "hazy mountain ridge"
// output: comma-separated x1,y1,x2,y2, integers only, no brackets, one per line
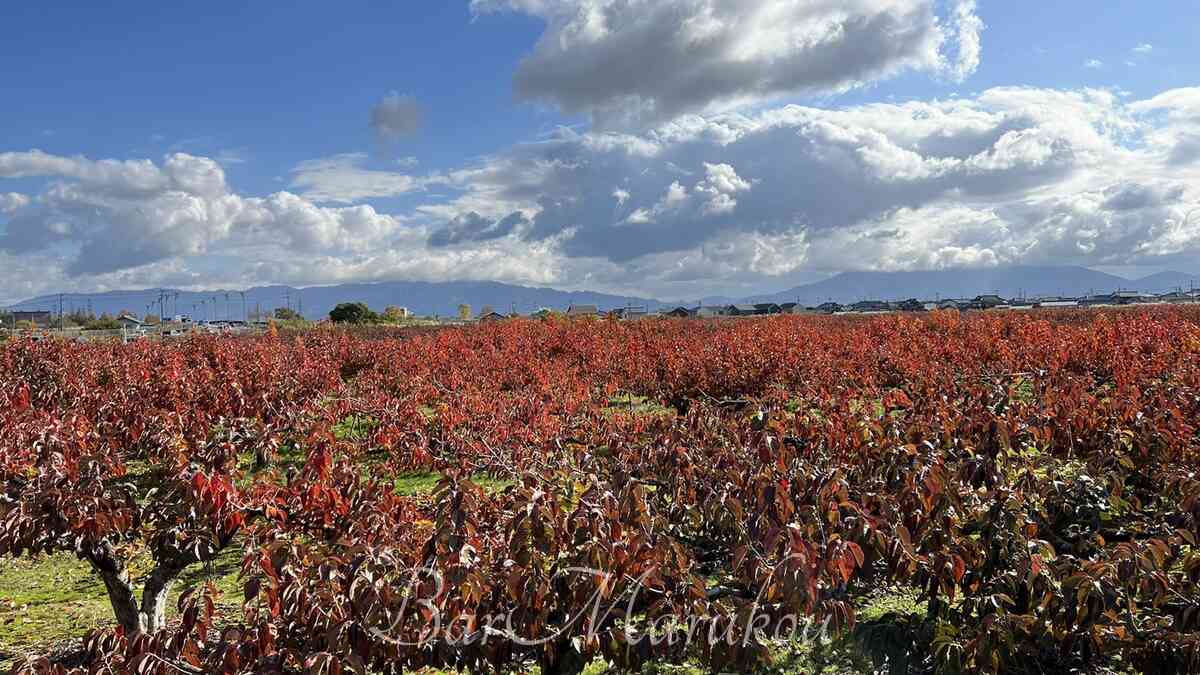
745,267,1200,305
8,267,1199,320
7,281,665,320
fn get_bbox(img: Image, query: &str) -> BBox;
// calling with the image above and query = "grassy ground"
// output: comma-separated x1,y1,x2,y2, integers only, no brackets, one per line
0,406,910,672
601,393,675,419
1,549,919,673
0,546,243,670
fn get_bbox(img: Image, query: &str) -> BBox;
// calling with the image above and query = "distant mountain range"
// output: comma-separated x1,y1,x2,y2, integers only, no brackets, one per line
745,266,1200,306
5,281,664,321
6,266,1199,320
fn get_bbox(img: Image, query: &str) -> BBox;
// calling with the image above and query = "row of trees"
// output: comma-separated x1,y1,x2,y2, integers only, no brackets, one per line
3,309,1200,673
0,310,142,331
328,302,413,325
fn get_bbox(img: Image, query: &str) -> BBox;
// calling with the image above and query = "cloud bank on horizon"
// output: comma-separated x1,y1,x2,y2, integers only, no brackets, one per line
1,0,1198,304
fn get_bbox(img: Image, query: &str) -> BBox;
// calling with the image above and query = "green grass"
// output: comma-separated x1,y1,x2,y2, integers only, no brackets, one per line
392,471,517,496
601,393,675,419
332,414,378,441
0,546,244,670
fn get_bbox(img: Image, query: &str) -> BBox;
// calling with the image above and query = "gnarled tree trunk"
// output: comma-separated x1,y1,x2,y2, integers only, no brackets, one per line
82,542,188,634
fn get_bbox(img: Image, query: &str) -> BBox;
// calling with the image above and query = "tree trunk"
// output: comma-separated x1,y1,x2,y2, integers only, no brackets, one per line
139,564,180,633
82,542,144,635
82,542,190,635
97,562,143,635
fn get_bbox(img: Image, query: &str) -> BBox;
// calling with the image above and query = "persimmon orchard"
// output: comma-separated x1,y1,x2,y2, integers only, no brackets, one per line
3,309,1200,674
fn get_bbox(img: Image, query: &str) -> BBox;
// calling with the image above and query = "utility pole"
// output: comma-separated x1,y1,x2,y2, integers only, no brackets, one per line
284,289,291,312
240,292,247,322
59,293,64,332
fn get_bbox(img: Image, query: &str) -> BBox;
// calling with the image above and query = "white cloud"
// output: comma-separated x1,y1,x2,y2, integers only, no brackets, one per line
1132,43,1153,54
1084,59,1104,69
0,150,417,278
0,192,30,214
945,0,984,82
5,86,1200,303
289,153,420,204
417,86,1200,281
472,0,983,126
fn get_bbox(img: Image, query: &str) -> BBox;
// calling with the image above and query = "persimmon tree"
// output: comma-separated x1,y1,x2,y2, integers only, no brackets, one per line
3,308,1200,674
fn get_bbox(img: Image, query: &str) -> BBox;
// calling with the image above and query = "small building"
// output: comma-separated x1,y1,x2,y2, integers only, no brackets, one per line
1109,290,1145,305
754,303,782,315
815,302,843,314
850,300,889,313
1034,297,1079,308
11,310,53,326
890,299,925,313
607,307,649,320
478,311,506,323
972,295,1007,309
779,302,804,314
937,299,969,310
725,304,762,316
1080,293,1122,306
117,314,143,329
664,306,694,318
695,306,726,318
1157,291,1196,304
566,304,599,318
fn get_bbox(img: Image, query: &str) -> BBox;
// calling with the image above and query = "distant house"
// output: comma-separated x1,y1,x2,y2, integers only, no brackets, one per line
850,300,889,313
478,311,506,323
1034,297,1079,308
695,306,726,318
754,303,782,315
1157,291,1196,304
891,299,925,313
117,314,143,329
815,302,843,314
726,304,760,316
566,304,599,317
937,299,969,310
1079,294,1112,306
972,295,1007,309
608,306,649,319
1117,290,1151,304
11,310,52,326
664,307,694,318
779,302,803,314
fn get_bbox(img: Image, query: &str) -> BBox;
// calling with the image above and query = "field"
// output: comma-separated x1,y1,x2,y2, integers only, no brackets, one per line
2,309,1200,674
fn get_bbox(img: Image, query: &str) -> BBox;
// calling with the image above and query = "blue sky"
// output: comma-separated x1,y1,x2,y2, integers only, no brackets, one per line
2,1,1200,303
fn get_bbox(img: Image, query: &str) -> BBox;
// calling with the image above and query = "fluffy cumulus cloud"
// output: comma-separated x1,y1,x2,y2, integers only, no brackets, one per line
1130,88,1200,167
0,150,418,280
289,153,420,203
420,86,1200,287
4,86,1200,303
472,0,984,125
370,92,424,140
0,192,30,214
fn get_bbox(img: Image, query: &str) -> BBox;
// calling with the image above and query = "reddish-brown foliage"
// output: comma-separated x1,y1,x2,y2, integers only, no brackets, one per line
3,308,1200,673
